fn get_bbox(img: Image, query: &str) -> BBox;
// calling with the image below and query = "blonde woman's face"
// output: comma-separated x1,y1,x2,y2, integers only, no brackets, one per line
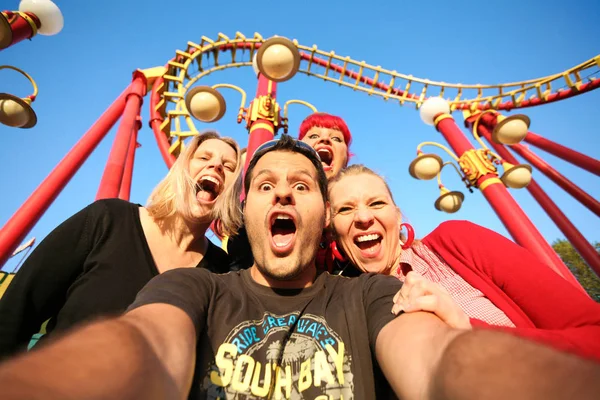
188,138,238,217
329,173,401,275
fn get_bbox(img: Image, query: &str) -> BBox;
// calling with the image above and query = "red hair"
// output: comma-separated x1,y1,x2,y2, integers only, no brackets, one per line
298,113,353,159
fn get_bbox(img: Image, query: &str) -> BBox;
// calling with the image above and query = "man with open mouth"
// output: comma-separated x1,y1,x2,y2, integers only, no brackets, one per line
2,136,599,400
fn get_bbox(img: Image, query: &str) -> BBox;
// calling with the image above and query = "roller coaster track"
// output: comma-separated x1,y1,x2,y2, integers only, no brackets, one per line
151,32,600,155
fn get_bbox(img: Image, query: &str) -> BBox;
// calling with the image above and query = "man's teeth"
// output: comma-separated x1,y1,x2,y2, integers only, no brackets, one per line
356,234,381,243
276,215,291,220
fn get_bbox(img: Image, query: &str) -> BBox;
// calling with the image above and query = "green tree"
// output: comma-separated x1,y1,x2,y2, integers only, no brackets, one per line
552,239,600,302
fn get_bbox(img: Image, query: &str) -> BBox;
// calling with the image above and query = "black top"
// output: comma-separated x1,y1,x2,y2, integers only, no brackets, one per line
0,199,231,359
129,267,402,399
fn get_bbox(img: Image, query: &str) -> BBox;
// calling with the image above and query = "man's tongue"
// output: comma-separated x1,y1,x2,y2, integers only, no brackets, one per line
272,222,295,247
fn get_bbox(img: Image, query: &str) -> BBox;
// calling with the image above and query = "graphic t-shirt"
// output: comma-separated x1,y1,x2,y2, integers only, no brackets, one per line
128,268,402,399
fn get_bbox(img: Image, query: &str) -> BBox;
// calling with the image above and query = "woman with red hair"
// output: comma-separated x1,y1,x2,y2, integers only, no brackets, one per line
299,112,352,180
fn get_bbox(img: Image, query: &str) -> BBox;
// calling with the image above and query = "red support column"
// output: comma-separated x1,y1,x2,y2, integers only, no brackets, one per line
149,73,176,169
0,11,40,50
524,132,600,177
477,112,600,177
0,88,129,269
434,115,574,281
96,72,147,200
508,143,600,218
118,117,141,201
478,125,600,279
243,75,278,172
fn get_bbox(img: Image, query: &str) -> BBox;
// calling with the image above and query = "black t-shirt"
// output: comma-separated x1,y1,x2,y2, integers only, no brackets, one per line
0,199,231,359
128,267,403,399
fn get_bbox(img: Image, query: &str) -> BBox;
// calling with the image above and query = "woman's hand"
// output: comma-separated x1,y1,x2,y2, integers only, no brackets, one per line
391,271,472,330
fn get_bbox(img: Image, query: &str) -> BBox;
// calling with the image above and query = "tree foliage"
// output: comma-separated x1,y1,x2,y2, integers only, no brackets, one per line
552,239,600,302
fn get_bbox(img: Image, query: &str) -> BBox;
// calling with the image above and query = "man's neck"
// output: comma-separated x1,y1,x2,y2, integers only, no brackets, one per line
249,264,318,289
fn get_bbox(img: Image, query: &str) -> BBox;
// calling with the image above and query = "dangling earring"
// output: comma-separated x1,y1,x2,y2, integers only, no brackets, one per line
331,241,346,261
400,223,415,249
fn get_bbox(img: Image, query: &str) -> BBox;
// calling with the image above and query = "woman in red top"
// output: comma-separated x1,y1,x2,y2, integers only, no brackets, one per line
328,164,600,362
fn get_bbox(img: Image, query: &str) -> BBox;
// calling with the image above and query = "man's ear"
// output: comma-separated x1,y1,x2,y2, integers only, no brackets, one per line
324,201,332,229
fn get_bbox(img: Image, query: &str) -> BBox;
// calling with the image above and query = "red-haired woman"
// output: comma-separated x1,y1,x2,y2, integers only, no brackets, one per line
298,112,352,180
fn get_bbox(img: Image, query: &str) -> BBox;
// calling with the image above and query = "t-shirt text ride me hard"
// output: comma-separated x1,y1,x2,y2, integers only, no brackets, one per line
128,268,402,399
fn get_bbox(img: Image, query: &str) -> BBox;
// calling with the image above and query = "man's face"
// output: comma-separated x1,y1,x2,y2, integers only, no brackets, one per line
244,150,330,285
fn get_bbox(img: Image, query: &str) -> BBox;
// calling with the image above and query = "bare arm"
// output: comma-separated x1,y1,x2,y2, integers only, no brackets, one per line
376,312,600,400
0,303,196,400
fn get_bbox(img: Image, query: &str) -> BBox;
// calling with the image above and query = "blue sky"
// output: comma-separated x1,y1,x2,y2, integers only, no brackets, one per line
1,0,599,272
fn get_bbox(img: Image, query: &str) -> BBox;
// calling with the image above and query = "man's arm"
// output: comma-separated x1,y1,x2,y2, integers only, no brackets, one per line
376,312,600,400
0,303,196,400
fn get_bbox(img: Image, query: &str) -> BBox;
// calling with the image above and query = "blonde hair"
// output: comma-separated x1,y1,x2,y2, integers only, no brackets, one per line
328,164,416,245
146,131,243,236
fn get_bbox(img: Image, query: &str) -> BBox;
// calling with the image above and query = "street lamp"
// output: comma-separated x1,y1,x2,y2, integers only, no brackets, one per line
255,37,301,82
409,97,534,213
184,84,247,124
1,0,63,50
0,65,38,128
470,109,530,145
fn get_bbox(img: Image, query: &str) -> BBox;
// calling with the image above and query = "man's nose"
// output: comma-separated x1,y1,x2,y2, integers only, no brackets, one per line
273,183,294,206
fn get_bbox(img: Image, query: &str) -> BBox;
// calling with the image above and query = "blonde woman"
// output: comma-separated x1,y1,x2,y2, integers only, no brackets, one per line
328,164,600,362
0,131,243,360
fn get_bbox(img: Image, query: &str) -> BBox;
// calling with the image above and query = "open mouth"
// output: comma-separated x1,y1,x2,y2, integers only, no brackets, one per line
316,147,333,170
195,176,222,203
270,212,297,254
354,233,382,256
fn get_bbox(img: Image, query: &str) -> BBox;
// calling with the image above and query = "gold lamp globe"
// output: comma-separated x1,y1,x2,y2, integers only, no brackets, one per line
184,86,226,123
0,94,37,128
256,37,301,82
409,153,443,180
500,161,532,189
435,187,464,213
492,114,531,145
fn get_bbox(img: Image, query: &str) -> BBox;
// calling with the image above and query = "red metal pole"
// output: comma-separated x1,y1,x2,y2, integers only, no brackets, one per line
478,126,600,279
149,73,176,169
477,112,600,177
118,117,141,201
508,143,600,218
243,75,278,169
434,115,573,280
524,132,600,177
96,72,147,200
0,88,129,269
0,11,40,50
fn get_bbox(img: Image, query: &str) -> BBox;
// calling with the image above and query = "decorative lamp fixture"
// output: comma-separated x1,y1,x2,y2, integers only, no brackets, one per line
500,161,533,189
408,152,443,180
255,36,301,82
434,186,464,213
419,96,450,126
184,86,226,123
492,114,530,145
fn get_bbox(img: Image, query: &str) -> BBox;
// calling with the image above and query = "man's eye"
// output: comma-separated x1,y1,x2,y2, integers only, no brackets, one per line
259,183,273,191
295,183,308,191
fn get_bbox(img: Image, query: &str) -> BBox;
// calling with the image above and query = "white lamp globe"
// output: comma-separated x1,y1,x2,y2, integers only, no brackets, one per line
419,97,450,126
19,0,64,35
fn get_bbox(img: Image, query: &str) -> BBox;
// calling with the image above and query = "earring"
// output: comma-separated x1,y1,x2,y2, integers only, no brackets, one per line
400,223,415,249
331,241,346,261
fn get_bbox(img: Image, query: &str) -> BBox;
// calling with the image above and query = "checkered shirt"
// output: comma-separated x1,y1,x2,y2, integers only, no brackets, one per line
394,242,515,327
